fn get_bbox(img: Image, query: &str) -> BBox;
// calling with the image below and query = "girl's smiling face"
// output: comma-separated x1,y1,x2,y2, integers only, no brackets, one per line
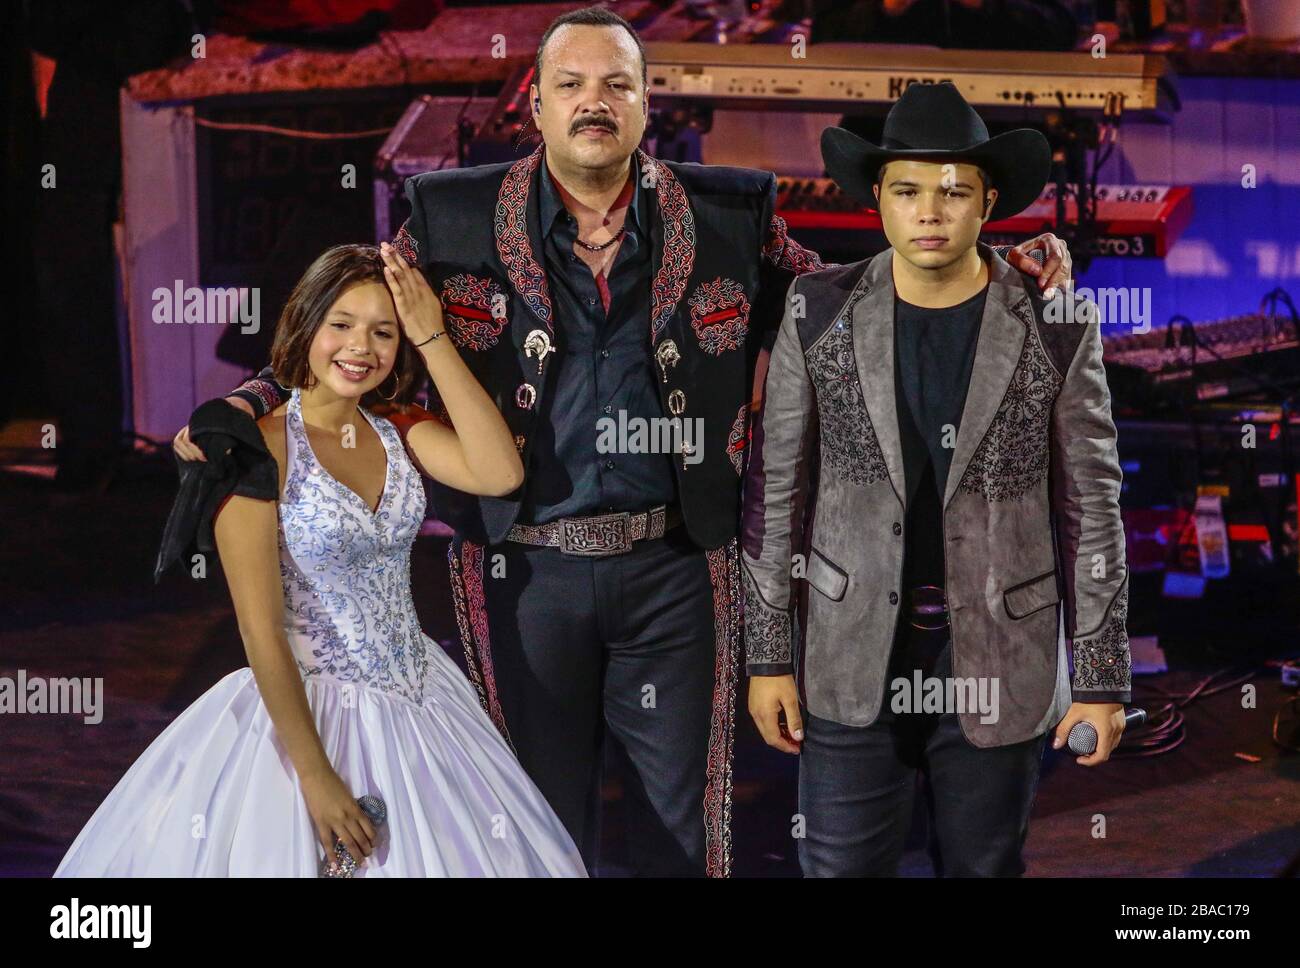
306,282,400,400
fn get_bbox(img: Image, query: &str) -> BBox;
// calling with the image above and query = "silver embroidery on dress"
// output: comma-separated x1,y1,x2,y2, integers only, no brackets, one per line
280,390,431,705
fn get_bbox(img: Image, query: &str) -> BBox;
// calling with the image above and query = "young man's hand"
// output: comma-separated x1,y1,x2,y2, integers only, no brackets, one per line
1053,702,1126,766
171,396,255,463
748,674,804,754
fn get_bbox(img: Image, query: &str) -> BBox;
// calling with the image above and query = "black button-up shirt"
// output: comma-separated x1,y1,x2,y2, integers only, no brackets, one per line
517,153,678,524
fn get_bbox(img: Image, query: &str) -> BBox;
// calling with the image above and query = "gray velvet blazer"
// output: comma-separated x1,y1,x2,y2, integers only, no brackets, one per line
740,242,1131,748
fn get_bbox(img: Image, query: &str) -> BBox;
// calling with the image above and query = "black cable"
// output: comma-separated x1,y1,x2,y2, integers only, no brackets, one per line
1113,666,1265,758
1087,101,1118,235
1259,286,1298,341
440,79,482,172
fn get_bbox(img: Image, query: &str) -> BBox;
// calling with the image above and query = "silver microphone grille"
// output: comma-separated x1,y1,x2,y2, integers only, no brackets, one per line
358,795,387,827
1067,721,1099,756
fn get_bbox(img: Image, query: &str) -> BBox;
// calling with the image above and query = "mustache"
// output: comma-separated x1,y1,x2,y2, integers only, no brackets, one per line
570,115,618,136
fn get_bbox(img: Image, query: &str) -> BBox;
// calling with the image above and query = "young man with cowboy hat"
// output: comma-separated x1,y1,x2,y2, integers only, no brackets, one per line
742,81,1131,876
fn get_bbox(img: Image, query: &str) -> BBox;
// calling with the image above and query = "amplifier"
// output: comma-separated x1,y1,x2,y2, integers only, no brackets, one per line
372,94,497,242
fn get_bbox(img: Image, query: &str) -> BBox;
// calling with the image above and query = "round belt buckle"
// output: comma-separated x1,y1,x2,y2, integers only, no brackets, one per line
908,584,949,631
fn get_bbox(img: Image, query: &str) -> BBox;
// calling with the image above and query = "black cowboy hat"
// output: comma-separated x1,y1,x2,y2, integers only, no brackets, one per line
821,81,1050,221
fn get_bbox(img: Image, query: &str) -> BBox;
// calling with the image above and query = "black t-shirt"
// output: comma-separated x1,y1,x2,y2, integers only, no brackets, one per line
893,286,987,592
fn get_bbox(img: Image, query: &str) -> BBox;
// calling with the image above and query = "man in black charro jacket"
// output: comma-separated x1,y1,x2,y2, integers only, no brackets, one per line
173,7,1071,876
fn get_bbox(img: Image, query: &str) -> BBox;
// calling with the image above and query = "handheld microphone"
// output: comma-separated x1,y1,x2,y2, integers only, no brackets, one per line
321,794,387,878
1067,709,1147,756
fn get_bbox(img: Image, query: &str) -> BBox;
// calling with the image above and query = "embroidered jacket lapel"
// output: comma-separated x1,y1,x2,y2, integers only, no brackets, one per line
850,250,907,506
942,245,1030,508
637,148,696,349
493,146,700,349
491,145,559,414
494,144,553,343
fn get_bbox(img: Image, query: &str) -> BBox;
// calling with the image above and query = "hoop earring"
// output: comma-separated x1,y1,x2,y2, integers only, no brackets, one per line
378,378,400,402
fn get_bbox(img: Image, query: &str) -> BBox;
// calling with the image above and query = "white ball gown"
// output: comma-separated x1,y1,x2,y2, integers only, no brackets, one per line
55,390,586,877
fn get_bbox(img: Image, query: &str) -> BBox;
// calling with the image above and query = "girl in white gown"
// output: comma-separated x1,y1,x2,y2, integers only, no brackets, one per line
55,243,585,877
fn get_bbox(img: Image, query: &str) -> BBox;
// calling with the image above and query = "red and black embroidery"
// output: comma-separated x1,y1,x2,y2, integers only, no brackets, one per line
639,149,696,345
448,540,515,752
494,146,553,332
703,539,741,878
689,277,751,356
439,272,508,351
763,213,827,276
392,222,419,267
236,376,282,417
726,404,749,475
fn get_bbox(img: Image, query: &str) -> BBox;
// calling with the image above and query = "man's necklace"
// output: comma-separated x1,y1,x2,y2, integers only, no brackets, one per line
574,225,626,252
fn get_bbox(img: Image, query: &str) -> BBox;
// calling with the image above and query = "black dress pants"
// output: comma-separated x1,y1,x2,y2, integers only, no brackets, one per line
469,524,719,876
797,625,1048,877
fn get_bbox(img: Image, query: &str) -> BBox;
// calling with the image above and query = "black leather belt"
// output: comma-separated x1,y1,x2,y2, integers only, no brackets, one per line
506,505,683,557
908,585,950,631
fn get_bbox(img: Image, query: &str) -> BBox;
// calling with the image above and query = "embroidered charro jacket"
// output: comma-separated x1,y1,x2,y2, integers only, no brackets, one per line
390,143,823,550
740,243,1131,748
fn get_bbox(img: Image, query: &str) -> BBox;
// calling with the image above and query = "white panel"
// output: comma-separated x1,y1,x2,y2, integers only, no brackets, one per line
120,94,247,444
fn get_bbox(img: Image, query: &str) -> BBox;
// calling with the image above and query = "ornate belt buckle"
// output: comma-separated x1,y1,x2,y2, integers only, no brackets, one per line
908,585,950,631
558,511,632,557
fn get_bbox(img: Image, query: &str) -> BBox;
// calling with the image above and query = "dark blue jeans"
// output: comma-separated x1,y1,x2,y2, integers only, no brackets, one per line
797,629,1048,877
